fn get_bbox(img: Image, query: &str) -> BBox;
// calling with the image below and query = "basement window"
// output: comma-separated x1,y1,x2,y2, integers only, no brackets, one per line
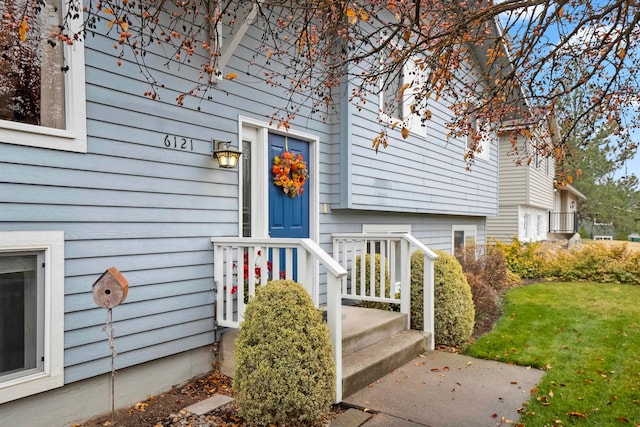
0,231,64,404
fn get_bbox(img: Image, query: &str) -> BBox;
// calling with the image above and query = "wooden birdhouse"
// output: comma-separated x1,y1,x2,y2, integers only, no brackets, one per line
92,266,129,309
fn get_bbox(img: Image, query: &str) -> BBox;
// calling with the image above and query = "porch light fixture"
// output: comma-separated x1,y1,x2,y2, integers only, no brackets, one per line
212,140,242,169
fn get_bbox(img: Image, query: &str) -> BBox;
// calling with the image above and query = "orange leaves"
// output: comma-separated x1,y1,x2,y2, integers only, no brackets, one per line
401,126,409,139
567,411,587,418
372,131,388,152
346,7,357,25
345,6,370,25
224,73,238,80
398,82,411,100
133,401,148,412
18,18,28,42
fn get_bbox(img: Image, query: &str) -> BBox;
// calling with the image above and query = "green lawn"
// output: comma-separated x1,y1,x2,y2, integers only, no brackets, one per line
464,282,640,426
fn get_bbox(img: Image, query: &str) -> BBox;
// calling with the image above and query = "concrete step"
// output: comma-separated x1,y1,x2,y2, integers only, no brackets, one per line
342,329,428,398
342,306,408,356
218,306,429,401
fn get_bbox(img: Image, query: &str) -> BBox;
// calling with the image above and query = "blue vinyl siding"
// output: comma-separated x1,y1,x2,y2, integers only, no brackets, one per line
341,56,499,216
0,9,497,389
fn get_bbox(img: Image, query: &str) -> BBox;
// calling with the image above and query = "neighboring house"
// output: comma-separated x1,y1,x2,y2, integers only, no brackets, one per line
550,183,586,238
487,118,558,243
0,3,498,426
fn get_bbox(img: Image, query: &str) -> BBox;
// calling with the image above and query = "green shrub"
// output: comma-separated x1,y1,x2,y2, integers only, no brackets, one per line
578,226,590,239
410,250,475,347
544,243,640,284
354,253,393,311
234,280,335,426
491,237,546,279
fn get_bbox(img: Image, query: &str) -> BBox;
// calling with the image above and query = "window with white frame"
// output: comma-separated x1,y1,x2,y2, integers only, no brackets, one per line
0,0,86,152
0,231,64,404
452,225,477,252
466,118,493,161
379,44,428,135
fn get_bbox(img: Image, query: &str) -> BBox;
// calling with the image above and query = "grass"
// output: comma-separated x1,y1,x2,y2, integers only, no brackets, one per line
464,282,640,426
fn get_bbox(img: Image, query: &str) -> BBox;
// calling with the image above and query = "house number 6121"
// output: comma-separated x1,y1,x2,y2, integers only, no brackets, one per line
163,135,194,151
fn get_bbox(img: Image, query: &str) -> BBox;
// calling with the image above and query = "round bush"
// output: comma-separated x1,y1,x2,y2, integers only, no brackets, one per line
234,280,335,426
355,253,393,311
410,250,475,347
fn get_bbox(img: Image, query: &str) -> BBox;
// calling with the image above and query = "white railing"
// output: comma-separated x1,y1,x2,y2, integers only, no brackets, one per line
332,233,438,349
211,237,347,401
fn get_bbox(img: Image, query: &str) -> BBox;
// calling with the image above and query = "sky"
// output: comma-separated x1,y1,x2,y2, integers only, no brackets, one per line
498,3,640,188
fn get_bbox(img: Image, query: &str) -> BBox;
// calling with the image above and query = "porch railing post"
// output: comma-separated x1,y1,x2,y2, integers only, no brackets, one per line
400,238,410,328
326,273,342,403
423,253,435,350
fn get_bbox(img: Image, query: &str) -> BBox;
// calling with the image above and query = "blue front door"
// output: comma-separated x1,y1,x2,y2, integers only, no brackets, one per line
268,134,310,281
268,134,310,238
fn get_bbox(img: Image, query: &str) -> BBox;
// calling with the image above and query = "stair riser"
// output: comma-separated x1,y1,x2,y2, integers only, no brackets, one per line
342,333,427,398
342,314,407,356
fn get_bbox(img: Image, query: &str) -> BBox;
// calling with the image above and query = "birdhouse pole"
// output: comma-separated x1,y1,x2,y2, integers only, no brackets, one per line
92,267,129,422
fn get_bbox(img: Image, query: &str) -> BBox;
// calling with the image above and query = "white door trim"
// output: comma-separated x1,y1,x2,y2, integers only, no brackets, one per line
238,116,319,242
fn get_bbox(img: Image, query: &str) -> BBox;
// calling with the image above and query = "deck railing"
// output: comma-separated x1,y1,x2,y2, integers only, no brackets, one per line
211,237,347,401
332,233,438,349
549,211,579,233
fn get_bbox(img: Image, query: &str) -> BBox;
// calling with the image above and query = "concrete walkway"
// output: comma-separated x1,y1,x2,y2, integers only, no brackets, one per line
337,350,544,427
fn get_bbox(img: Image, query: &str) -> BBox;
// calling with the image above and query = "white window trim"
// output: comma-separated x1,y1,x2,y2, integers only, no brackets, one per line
452,224,477,252
0,0,87,153
378,43,427,137
466,118,492,161
362,224,411,234
0,231,64,404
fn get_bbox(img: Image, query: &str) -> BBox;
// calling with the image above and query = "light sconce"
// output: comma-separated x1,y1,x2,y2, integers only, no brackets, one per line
212,140,242,169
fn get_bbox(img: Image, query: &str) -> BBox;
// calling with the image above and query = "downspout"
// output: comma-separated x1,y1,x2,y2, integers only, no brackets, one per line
338,73,352,209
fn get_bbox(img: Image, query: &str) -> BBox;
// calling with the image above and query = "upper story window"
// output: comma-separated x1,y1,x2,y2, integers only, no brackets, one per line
467,118,493,161
379,43,428,136
0,0,86,152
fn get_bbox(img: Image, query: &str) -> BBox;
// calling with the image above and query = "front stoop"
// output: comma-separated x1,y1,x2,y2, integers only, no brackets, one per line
341,306,429,398
217,305,430,400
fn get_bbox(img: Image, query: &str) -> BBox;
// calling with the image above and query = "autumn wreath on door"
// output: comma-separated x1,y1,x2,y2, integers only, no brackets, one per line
273,149,309,198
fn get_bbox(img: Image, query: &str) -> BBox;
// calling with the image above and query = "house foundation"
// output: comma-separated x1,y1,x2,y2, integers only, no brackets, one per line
0,346,213,427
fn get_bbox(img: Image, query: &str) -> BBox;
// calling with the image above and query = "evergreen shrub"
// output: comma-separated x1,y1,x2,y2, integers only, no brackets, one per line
410,250,475,347
354,253,393,311
545,243,640,284
234,280,335,426
491,237,546,279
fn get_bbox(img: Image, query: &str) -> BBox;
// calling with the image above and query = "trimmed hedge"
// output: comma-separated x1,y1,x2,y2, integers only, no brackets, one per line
234,280,335,426
410,249,475,347
354,253,393,311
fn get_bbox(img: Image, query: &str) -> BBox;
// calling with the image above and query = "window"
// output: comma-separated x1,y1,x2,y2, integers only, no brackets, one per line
523,214,532,241
467,118,493,160
452,225,476,252
0,231,64,404
241,139,252,237
537,214,544,239
379,45,428,135
0,0,86,152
